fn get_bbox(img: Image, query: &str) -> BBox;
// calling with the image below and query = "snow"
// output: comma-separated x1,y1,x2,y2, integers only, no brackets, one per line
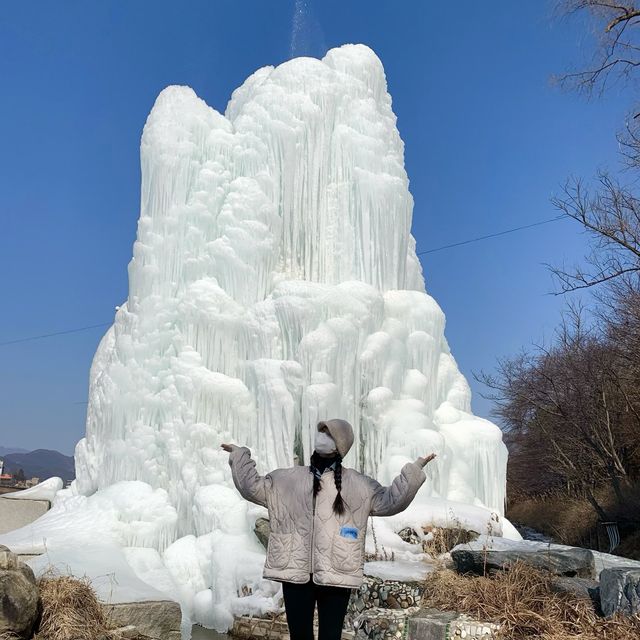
1,477,63,502
0,481,178,554
27,543,176,604
364,559,436,582
0,44,514,636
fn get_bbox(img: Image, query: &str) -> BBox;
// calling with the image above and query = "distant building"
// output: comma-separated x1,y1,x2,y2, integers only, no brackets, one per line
0,458,3,475
25,477,40,488
0,473,13,487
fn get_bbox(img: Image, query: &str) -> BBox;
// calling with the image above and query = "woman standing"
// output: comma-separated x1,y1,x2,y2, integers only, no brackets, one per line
222,418,436,640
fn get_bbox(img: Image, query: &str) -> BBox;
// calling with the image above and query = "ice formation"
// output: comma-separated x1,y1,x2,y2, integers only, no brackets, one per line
0,45,517,635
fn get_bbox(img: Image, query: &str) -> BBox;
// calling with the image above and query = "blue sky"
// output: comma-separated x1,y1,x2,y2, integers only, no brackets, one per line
0,1,632,455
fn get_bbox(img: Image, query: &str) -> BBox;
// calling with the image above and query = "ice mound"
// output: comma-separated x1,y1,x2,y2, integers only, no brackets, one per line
0,45,515,634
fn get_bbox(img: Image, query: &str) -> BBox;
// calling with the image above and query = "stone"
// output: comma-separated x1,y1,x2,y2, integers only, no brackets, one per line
600,567,640,617
353,606,418,640
254,517,271,549
551,576,601,611
0,548,39,638
398,527,421,545
114,625,141,638
0,496,50,535
451,547,595,578
103,600,182,640
406,607,457,640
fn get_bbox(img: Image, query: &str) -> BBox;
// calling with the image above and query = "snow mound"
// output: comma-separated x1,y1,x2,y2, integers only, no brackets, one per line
1,477,63,502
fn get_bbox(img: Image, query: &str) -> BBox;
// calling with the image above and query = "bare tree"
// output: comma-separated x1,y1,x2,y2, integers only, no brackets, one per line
479,306,639,521
549,174,640,292
555,1,640,94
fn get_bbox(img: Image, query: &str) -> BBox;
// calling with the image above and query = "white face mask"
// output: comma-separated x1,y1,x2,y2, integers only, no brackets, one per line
314,430,337,455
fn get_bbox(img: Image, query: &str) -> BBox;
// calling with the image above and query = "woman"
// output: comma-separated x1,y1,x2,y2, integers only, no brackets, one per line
222,418,436,640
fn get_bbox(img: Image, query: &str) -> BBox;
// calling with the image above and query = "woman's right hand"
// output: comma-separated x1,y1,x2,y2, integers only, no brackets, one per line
416,453,437,467
221,443,236,452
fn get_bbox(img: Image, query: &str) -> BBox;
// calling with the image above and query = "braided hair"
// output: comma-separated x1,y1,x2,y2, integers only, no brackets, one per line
310,450,345,516
332,458,345,515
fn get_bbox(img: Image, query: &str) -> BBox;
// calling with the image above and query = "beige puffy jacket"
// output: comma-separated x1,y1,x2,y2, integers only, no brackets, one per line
227,421,427,589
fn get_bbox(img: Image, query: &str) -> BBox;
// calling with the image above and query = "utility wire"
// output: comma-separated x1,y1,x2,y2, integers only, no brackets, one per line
0,216,568,348
0,322,112,347
416,215,566,256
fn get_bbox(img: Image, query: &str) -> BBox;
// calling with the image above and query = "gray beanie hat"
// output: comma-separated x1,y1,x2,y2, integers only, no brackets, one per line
317,419,354,459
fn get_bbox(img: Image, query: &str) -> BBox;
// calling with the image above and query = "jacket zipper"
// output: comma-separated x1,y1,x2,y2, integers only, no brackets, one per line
310,474,317,583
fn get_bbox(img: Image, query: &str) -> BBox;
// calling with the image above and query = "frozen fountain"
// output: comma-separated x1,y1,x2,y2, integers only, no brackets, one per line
0,45,518,634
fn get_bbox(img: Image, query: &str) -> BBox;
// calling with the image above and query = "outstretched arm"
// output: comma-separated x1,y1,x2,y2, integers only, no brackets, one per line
222,443,270,508
366,453,436,517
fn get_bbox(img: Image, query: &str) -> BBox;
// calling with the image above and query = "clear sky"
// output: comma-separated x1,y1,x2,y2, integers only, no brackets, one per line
0,1,632,455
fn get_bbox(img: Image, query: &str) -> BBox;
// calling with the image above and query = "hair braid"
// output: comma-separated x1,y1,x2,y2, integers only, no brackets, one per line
310,451,345,515
310,451,321,497
332,458,345,516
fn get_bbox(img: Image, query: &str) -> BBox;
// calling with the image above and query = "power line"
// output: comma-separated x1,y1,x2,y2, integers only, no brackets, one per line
0,216,568,348
416,215,566,256
0,322,112,347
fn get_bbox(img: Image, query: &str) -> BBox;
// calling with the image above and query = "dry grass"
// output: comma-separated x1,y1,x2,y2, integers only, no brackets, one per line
33,574,119,640
421,525,479,557
507,494,599,547
421,560,640,640
507,482,640,558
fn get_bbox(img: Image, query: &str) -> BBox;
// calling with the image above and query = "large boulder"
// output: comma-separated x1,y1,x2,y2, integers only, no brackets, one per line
451,546,595,578
600,567,640,617
551,576,601,613
0,545,39,638
103,600,182,640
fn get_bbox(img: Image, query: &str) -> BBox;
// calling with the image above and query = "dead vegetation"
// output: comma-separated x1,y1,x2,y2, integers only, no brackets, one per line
508,482,640,558
421,560,640,640
33,574,119,640
421,525,479,557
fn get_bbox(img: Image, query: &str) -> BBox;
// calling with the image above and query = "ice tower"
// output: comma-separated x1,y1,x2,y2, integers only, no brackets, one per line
1,45,516,633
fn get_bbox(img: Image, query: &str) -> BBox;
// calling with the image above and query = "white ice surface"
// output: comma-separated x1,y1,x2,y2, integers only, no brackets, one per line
27,543,176,604
364,559,436,581
0,44,513,636
1,477,63,502
0,481,177,554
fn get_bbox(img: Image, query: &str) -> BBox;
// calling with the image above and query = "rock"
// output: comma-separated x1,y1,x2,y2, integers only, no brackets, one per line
406,607,457,640
0,495,50,535
406,608,500,640
113,625,141,638
103,600,182,640
353,605,419,640
254,517,270,549
0,548,39,638
451,547,595,578
398,527,421,545
551,576,601,611
600,567,640,617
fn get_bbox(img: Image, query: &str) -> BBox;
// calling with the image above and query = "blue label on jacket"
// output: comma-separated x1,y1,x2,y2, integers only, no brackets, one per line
339,525,358,539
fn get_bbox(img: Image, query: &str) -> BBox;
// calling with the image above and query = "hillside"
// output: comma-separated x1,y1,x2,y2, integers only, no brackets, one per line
2,449,75,483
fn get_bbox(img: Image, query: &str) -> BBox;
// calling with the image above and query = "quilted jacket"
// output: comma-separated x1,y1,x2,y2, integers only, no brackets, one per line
227,428,426,588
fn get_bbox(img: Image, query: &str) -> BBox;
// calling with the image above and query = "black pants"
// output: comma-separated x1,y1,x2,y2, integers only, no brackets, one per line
282,576,352,640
